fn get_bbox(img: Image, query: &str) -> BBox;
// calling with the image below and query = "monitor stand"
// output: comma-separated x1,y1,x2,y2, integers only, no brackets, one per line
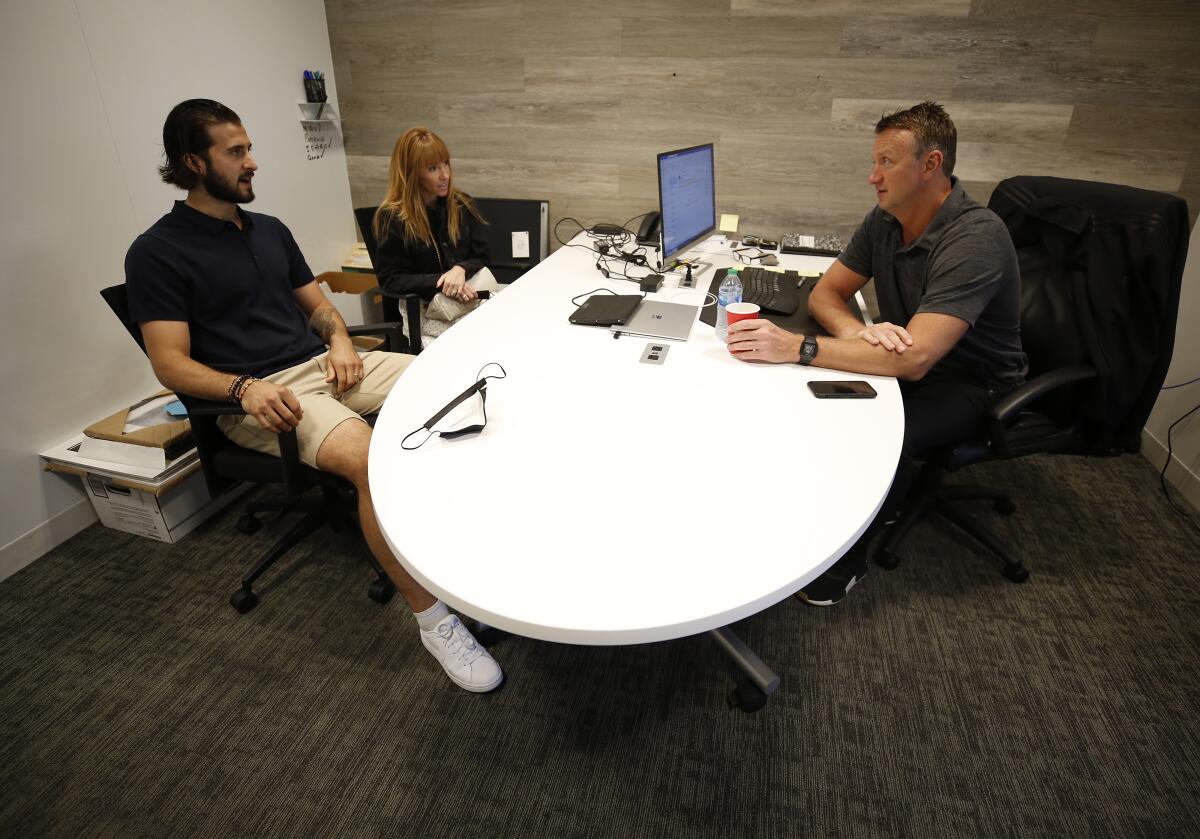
665,254,712,287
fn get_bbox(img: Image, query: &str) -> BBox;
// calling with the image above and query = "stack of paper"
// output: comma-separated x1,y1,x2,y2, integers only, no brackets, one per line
343,243,373,270
42,435,198,484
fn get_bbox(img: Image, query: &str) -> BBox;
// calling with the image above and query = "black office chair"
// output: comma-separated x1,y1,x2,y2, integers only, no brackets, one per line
100,283,407,613
868,176,1189,582
354,198,549,352
354,205,425,354
470,197,550,284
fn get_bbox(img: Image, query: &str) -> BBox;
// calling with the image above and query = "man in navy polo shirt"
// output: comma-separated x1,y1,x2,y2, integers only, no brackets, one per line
126,99,502,692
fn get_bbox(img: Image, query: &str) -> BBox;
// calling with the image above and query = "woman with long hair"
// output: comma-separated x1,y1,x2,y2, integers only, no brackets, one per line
373,128,490,313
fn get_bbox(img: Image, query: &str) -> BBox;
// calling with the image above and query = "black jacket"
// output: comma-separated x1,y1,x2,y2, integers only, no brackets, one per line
988,176,1189,453
375,196,490,301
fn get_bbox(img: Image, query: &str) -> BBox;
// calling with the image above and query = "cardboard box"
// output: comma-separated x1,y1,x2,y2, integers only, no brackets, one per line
72,464,248,543
82,390,193,467
42,438,248,544
319,270,384,328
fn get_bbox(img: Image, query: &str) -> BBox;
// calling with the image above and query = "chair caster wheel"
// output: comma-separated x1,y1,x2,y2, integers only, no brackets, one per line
874,548,902,571
230,588,259,613
728,678,769,713
237,514,261,535
1003,564,1029,583
994,498,1017,515
368,578,395,605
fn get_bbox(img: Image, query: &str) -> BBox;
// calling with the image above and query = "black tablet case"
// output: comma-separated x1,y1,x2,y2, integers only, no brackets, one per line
569,294,643,326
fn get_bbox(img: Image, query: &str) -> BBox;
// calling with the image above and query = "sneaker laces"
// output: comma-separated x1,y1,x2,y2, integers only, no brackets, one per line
435,616,482,665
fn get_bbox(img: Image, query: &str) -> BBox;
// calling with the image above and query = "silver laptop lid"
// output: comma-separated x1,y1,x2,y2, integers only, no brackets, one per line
609,300,699,342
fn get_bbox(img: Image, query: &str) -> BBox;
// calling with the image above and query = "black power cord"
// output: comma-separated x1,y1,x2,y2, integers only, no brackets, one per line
571,287,645,307
1162,375,1200,390
1154,376,1200,528
552,215,661,284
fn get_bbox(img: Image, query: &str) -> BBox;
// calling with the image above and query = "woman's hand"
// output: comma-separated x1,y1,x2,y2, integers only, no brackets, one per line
436,265,477,303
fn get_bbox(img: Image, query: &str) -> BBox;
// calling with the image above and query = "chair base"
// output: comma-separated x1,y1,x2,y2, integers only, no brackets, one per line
869,464,1029,583
229,486,397,612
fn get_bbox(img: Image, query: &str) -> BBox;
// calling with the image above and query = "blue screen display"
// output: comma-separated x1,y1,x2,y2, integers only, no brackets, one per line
658,144,715,259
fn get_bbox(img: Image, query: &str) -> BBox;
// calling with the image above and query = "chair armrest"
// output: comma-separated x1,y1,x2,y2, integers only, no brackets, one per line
373,288,425,355
372,286,490,300
986,365,1097,458
989,365,1098,424
181,397,245,417
347,321,407,353
372,287,415,301
180,397,307,496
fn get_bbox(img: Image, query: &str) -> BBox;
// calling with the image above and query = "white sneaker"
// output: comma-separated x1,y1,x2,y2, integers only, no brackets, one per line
420,614,503,693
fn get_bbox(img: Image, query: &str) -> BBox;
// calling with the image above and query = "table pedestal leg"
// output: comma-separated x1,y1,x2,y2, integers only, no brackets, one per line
709,625,780,707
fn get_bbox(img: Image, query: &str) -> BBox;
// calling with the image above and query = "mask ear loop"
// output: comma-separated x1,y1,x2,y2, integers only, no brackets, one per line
477,361,507,382
401,425,436,450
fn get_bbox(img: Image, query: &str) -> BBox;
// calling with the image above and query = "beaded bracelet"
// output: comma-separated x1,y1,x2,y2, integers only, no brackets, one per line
228,373,254,404
235,376,257,403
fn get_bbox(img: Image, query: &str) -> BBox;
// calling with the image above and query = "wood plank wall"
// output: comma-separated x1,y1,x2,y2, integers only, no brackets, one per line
326,0,1200,251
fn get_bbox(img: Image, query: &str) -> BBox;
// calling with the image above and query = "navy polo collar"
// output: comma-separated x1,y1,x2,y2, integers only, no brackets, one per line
171,199,255,235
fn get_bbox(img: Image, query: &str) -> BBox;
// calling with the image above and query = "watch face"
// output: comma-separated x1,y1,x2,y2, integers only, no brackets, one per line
800,336,818,364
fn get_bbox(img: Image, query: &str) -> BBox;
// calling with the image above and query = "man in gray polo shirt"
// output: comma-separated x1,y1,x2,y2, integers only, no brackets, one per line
727,101,1027,605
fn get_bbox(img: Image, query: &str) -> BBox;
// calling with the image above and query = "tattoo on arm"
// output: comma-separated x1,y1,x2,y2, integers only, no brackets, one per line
309,305,347,344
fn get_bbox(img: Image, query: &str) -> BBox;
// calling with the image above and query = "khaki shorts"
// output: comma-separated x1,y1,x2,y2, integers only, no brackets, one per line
218,350,414,467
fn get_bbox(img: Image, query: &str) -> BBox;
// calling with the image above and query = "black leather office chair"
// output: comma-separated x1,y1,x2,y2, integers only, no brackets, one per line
100,283,407,612
868,176,1189,582
354,198,549,352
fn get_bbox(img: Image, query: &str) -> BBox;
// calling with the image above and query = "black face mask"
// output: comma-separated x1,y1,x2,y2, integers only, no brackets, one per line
402,363,507,451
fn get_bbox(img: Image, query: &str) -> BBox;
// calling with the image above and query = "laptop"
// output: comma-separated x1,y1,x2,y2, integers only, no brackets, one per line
569,294,643,326
610,300,699,342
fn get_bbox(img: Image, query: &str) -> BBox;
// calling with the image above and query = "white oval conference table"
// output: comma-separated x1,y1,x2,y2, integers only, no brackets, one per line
369,234,903,707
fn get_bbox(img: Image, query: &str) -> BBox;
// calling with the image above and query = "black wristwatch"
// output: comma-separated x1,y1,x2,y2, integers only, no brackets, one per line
797,335,818,366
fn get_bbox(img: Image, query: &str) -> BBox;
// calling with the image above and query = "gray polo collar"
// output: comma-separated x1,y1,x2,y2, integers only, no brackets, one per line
884,176,966,253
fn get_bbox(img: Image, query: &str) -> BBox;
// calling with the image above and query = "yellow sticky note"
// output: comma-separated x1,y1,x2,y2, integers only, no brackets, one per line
719,213,739,233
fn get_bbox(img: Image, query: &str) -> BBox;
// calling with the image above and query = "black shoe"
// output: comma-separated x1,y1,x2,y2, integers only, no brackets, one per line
796,561,867,607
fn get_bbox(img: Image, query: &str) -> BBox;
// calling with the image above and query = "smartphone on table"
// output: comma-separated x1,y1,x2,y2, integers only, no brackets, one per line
807,380,878,399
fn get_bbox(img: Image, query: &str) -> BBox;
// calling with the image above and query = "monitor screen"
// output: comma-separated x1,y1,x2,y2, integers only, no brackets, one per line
657,143,715,261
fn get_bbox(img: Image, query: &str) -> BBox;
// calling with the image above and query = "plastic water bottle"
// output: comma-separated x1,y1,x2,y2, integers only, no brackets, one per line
715,269,743,342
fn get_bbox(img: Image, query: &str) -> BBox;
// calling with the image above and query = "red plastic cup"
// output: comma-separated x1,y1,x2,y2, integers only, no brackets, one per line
726,301,760,327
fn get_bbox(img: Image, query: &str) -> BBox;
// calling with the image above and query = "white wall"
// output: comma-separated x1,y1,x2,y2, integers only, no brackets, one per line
1143,222,1200,511
0,0,354,580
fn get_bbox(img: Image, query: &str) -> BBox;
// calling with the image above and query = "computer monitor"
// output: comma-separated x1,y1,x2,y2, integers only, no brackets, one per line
657,143,715,268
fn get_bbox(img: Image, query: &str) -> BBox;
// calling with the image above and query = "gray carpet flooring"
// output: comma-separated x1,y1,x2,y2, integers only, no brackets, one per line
2,452,1199,838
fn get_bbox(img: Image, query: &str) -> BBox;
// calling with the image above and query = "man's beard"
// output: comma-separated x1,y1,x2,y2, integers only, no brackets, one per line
204,168,254,204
